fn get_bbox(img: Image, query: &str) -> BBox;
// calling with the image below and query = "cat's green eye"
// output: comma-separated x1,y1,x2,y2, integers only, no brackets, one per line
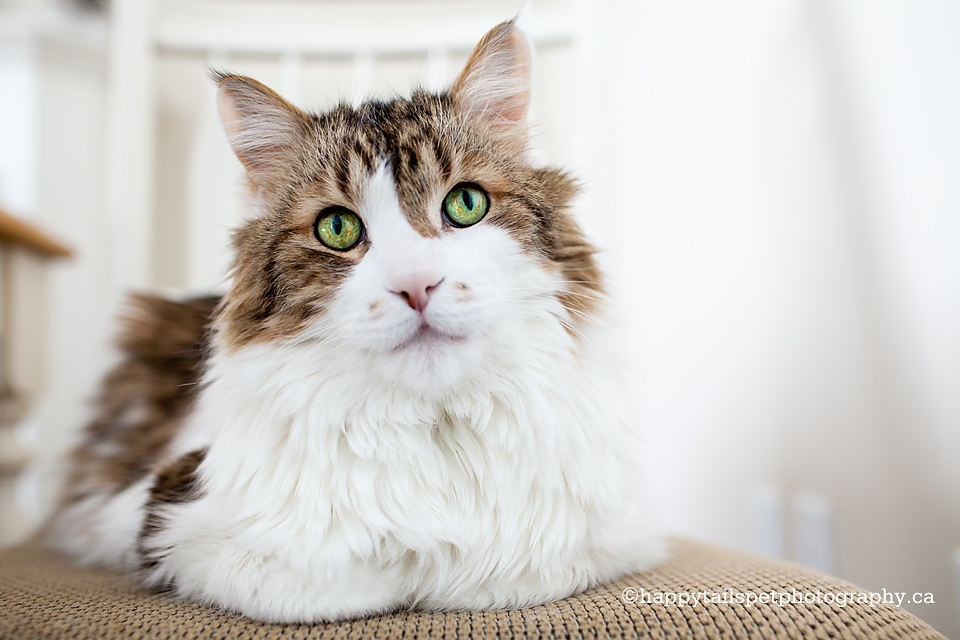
315,207,363,251
443,184,489,228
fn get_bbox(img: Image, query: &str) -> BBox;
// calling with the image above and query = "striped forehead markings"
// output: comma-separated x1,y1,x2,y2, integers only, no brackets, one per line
360,165,435,243
318,100,460,238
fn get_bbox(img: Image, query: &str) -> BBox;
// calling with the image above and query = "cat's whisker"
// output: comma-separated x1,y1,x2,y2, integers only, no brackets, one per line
502,289,607,317
500,298,601,337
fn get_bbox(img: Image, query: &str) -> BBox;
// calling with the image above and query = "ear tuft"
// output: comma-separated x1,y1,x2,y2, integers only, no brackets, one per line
213,72,311,182
449,21,532,128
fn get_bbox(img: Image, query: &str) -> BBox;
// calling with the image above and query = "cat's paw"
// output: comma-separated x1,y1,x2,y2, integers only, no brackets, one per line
146,540,405,623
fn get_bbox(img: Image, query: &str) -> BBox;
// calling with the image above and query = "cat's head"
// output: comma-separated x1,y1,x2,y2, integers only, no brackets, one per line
214,22,602,394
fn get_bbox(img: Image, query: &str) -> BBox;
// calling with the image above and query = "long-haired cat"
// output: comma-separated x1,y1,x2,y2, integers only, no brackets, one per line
47,21,662,623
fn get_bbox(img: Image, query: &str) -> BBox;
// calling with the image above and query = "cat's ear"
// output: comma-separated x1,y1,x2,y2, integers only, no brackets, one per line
449,21,531,131
213,72,311,189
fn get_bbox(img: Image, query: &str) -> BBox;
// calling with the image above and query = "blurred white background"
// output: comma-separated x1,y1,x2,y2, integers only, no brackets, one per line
0,0,956,636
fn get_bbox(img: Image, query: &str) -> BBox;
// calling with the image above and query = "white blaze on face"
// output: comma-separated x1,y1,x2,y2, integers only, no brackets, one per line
323,166,567,393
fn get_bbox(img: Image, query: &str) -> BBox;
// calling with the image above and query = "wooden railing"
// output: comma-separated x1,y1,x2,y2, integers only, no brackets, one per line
0,208,72,259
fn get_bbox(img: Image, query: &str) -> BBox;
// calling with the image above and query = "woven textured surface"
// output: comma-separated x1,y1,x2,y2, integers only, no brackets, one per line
0,539,945,639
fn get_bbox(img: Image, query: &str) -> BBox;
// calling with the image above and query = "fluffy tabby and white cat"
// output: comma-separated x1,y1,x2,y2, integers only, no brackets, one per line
48,21,662,623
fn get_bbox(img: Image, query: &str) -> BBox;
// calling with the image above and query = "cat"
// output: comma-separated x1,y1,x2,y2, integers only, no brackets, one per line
47,21,662,623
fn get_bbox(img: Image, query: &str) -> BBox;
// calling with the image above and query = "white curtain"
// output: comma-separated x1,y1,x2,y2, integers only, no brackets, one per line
600,1,958,635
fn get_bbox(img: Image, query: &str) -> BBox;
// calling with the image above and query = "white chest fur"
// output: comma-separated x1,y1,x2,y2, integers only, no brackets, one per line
150,317,659,622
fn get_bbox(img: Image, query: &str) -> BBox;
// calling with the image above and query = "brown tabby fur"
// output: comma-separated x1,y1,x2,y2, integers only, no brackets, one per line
62,295,218,505
138,448,206,580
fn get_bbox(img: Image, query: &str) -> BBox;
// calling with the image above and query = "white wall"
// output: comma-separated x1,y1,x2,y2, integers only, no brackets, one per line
606,1,959,635
0,12,111,539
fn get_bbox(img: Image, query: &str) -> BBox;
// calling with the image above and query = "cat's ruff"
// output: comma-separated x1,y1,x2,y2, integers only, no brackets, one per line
48,21,662,623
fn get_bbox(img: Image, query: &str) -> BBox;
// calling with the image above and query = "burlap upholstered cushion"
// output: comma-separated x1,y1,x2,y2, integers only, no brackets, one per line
0,538,945,639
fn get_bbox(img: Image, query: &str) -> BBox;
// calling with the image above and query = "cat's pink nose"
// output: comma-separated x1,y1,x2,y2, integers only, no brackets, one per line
389,273,444,313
